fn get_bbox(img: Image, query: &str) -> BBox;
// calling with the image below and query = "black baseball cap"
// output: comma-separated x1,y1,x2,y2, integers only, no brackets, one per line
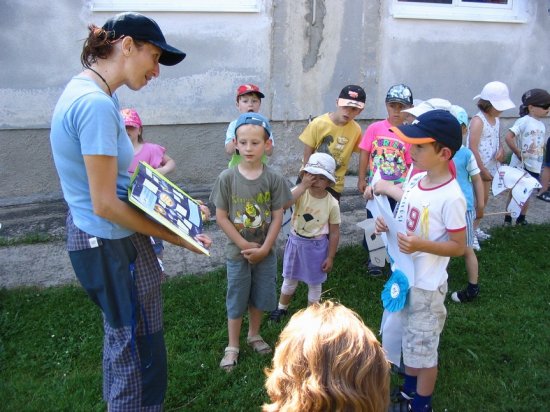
390,109,462,152
522,88,550,107
338,85,366,109
102,12,186,66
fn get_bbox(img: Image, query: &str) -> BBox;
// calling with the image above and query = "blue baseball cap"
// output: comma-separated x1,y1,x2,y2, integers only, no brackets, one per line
390,109,462,152
235,112,272,139
450,105,469,127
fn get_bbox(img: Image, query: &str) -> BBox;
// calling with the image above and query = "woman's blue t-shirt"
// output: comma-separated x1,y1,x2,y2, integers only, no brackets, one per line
50,75,134,239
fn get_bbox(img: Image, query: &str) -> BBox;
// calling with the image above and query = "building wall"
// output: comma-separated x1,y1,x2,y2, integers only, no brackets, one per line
1,0,549,205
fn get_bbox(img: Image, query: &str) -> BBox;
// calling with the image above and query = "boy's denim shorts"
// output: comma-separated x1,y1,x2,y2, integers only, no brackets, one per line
465,209,475,247
225,251,277,319
402,284,447,369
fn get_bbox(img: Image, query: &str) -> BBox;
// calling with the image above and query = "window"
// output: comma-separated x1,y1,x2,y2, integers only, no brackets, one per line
91,0,260,13
391,0,526,23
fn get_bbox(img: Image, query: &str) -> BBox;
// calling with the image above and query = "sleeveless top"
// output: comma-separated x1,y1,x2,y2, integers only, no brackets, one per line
467,111,500,176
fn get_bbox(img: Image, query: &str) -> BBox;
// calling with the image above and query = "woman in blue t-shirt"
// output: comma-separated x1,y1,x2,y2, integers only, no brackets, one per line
50,12,211,411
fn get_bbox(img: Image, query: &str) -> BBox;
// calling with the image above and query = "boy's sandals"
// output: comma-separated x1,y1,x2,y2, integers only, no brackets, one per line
220,346,239,372
246,335,272,355
536,190,550,203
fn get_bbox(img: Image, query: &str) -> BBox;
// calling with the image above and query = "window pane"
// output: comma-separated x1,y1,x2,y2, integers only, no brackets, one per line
397,0,452,3
462,0,508,3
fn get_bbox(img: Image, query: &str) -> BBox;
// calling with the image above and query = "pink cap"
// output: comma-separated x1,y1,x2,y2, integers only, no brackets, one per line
120,108,142,128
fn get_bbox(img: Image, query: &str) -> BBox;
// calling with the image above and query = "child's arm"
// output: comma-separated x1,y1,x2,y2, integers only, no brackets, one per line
373,179,404,202
471,173,484,219
284,173,315,209
397,229,465,257
241,208,284,264
302,144,315,166
357,150,371,194
215,207,261,251
322,223,340,273
225,123,237,155
504,130,521,160
156,154,176,175
225,139,236,155
469,117,492,181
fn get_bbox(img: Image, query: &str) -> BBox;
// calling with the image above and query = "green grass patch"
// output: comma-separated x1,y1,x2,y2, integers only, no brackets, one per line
1,224,549,411
0,232,57,247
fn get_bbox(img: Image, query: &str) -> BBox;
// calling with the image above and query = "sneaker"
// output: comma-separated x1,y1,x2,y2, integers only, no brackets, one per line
389,387,414,412
367,261,384,277
516,219,529,226
475,228,491,241
269,308,288,322
472,236,481,251
451,287,479,303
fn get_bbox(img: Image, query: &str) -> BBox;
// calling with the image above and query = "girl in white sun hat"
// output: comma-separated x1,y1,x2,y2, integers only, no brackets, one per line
467,81,515,240
270,152,341,322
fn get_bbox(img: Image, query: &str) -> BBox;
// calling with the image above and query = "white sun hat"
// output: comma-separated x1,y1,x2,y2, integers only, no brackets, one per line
302,152,336,183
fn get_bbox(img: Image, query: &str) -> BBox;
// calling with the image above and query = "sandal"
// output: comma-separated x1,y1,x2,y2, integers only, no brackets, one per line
219,346,239,372
246,335,272,355
536,190,550,203
367,261,383,277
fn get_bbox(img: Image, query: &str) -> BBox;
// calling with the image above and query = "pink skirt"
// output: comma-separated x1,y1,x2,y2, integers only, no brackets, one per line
282,233,328,285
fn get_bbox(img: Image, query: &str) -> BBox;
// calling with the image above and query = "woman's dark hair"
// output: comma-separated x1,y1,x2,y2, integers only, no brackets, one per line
477,98,494,113
80,25,146,68
80,25,115,68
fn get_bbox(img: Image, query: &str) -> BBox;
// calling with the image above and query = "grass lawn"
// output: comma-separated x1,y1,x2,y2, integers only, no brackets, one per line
1,224,549,411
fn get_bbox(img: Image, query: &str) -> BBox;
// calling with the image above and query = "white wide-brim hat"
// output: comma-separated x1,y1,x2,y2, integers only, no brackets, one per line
302,152,336,183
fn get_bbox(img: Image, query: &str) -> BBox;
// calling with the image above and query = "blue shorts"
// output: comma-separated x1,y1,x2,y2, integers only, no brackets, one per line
465,209,475,248
544,137,550,167
225,251,277,319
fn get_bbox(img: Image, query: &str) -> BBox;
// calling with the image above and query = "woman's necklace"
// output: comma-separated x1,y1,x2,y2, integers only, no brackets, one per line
87,67,112,96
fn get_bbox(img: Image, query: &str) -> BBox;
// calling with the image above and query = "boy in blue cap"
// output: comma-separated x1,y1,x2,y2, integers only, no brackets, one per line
211,113,292,372
374,110,466,412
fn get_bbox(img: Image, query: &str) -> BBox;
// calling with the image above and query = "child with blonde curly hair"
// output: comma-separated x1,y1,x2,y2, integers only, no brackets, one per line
263,300,390,412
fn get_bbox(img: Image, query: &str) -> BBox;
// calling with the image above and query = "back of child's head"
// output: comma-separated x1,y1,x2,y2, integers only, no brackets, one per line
385,84,414,107
473,81,515,113
263,300,390,412
391,109,462,159
337,84,366,109
235,112,272,141
450,105,469,138
120,108,143,141
236,83,265,101
450,104,469,127
519,88,550,117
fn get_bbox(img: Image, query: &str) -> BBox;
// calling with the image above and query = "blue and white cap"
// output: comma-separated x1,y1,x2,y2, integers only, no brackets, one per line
235,112,272,139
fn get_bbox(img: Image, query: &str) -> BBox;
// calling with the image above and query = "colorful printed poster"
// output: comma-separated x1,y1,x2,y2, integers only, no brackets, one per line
129,162,210,256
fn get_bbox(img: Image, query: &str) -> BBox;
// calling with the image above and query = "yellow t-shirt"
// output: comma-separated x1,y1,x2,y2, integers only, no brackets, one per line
298,113,362,193
292,189,341,238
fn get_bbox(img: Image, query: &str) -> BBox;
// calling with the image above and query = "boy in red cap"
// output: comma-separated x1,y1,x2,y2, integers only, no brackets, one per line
225,84,274,166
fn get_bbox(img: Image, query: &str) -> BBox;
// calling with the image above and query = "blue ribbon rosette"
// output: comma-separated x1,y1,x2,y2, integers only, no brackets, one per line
381,269,409,312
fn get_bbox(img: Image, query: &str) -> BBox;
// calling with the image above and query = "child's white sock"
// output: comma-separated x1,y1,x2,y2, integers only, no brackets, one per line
278,303,289,310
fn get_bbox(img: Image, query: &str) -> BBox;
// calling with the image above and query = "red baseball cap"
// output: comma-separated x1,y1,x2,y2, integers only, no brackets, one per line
236,84,265,99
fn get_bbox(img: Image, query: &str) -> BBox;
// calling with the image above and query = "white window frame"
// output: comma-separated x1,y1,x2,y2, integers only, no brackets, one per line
391,0,526,23
91,0,260,13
